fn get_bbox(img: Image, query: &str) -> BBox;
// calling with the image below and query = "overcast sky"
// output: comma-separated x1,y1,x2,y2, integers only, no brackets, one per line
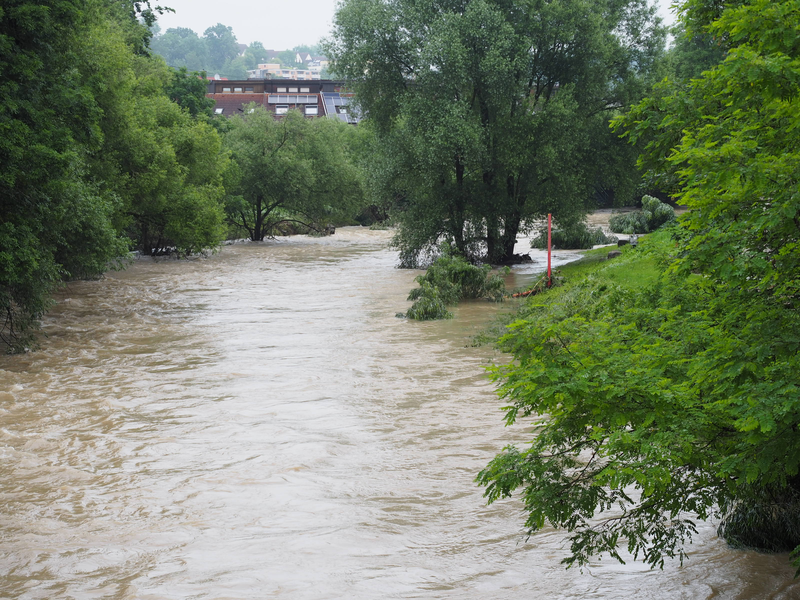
155,0,678,51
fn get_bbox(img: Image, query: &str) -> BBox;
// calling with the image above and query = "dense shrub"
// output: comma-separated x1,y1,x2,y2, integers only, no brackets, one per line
531,222,618,249
718,486,800,553
609,195,675,234
405,247,507,320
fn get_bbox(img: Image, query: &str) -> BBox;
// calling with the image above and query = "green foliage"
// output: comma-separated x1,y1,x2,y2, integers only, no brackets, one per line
483,0,800,570
478,231,800,568
405,247,507,320
406,282,455,320
718,485,800,553
243,41,269,70
164,66,214,118
150,23,266,78
608,210,650,234
223,107,364,241
203,23,239,74
530,222,618,250
666,22,728,81
608,196,675,234
150,26,209,71
0,0,230,350
94,52,228,256
0,0,132,350
327,0,665,264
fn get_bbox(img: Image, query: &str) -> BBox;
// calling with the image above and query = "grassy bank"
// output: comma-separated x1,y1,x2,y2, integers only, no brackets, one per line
473,230,671,346
550,233,665,290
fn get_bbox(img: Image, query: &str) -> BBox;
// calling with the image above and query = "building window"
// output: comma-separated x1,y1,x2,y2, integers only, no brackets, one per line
222,87,232,93
305,105,318,115
277,87,287,93
300,87,310,93
289,87,298,93
234,87,243,92
245,87,254,92
214,108,224,114
336,105,348,114
275,105,289,115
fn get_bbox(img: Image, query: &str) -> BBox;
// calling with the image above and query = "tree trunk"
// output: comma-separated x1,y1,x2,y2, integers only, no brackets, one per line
452,155,466,254
253,196,264,241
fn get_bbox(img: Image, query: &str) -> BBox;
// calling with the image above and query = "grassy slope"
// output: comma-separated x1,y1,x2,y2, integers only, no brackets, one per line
549,232,666,293
475,231,669,345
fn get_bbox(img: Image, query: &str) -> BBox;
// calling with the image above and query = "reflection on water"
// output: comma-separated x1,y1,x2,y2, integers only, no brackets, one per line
0,228,796,599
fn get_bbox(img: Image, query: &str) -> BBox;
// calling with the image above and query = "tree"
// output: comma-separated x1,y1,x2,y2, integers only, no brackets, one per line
204,23,239,74
243,41,269,70
0,0,132,351
665,22,727,81
222,55,248,79
277,49,304,70
479,0,800,570
150,26,209,72
327,0,665,265
165,65,214,118
223,107,363,241
101,55,228,256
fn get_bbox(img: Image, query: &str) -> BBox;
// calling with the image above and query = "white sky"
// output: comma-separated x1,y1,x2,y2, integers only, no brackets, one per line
154,0,678,51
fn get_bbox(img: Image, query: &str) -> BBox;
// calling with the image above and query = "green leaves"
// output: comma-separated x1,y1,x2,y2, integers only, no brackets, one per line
330,0,665,264
222,107,364,241
483,0,800,566
404,246,508,319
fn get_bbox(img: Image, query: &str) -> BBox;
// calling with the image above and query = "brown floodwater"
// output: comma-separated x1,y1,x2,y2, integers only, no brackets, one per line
0,228,797,599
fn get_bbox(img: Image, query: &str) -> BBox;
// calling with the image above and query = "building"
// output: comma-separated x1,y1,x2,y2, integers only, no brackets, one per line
248,63,318,80
206,79,359,124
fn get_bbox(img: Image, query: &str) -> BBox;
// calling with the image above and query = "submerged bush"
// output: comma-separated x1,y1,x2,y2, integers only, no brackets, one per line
405,247,507,320
719,486,800,553
531,222,618,249
609,195,675,234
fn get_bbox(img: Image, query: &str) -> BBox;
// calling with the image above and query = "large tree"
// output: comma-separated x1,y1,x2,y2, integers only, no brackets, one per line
150,26,209,72
327,0,665,265
0,0,229,351
203,23,239,74
223,107,364,241
0,0,131,351
478,0,800,570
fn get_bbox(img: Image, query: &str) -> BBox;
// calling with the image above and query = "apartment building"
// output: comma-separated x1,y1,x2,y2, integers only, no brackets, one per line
206,79,358,124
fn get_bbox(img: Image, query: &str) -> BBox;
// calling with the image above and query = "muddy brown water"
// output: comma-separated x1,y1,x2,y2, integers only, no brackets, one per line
1,228,797,599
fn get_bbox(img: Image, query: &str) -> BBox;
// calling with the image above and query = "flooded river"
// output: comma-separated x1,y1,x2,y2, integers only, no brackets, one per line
0,228,797,599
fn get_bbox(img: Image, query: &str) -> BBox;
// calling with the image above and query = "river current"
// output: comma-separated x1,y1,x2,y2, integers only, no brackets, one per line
0,228,797,599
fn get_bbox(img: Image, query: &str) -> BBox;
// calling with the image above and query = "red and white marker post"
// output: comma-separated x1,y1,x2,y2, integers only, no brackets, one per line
547,213,552,287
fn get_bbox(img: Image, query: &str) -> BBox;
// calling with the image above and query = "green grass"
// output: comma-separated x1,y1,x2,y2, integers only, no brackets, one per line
472,229,674,346
553,232,666,290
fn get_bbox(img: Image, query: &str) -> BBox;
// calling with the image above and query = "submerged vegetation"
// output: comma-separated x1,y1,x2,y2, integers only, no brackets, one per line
404,246,507,320
608,195,675,234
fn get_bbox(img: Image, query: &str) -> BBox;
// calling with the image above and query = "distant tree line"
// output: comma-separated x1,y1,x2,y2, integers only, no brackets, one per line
149,22,323,79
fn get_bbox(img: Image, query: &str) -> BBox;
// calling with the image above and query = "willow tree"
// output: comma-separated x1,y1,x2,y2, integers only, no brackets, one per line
223,108,364,241
327,0,665,265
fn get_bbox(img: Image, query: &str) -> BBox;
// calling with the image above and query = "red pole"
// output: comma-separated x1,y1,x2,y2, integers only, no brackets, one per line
547,213,552,286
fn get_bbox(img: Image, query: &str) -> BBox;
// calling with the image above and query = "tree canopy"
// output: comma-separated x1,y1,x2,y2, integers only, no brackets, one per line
1,0,130,350
478,0,800,570
1,0,229,351
223,107,364,241
327,0,665,265
150,23,325,78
